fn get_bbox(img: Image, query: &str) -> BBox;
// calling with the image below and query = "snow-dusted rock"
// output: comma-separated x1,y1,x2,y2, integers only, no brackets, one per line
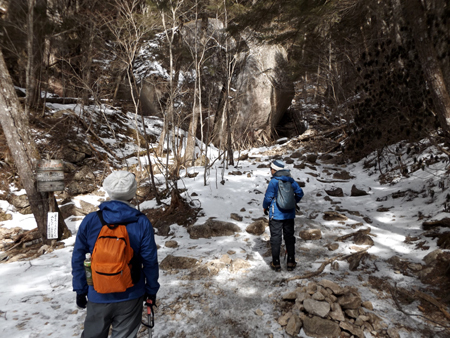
299,229,322,240
246,219,267,235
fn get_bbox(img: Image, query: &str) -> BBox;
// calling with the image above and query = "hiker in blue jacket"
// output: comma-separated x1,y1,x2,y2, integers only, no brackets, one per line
263,160,304,272
72,171,159,338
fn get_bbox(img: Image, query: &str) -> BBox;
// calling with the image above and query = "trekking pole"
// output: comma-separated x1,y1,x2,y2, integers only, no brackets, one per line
146,299,154,338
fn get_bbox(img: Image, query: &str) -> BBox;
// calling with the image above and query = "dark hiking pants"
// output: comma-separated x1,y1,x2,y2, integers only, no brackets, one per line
269,218,295,262
81,296,144,338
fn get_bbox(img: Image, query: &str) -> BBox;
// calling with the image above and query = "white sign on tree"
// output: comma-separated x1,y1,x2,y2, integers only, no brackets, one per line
47,212,58,239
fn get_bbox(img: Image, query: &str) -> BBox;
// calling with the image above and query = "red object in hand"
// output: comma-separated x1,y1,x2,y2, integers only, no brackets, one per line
146,300,153,315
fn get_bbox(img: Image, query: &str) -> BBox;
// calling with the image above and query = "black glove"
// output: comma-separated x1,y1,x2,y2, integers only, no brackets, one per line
146,294,156,305
264,208,268,216
76,293,87,309
145,294,157,316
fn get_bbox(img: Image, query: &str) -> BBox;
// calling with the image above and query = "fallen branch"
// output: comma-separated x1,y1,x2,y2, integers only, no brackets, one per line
422,218,450,230
389,283,450,330
414,289,450,321
336,228,372,242
297,125,347,142
340,247,370,260
316,178,349,183
284,248,373,283
285,254,344,283
6,228,41,252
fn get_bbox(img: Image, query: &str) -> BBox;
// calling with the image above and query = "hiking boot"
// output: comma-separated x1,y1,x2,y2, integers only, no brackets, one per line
287,257,297,271
270,261,281,272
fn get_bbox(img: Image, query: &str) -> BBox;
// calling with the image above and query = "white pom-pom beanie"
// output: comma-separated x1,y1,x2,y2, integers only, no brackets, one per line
103,171,137,201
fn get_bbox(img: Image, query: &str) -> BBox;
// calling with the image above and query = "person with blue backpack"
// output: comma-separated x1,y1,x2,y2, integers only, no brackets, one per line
263,160,304,272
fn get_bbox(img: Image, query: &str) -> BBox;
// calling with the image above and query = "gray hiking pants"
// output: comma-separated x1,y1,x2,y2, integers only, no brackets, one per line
269,218,295,262
81,296,144,338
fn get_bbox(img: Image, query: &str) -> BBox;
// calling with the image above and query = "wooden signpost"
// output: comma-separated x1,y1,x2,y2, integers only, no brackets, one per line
36,159,65,240
36,159,65,192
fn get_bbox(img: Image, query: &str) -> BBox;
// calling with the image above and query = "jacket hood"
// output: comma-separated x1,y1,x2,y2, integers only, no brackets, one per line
98,200,142,224
273,170,294,182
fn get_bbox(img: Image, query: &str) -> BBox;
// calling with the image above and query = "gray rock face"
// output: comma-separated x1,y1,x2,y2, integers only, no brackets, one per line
138,18,293,146
232,40,294,142
302,315,341,338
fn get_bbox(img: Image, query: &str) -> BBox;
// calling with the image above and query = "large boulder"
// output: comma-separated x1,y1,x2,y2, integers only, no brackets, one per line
229,40,294,143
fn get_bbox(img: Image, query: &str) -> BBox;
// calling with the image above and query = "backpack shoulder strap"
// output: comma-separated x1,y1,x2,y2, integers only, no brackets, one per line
97,210,120,230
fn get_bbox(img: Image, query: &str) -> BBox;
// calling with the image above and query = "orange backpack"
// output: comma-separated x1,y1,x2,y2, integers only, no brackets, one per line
91,211,138,294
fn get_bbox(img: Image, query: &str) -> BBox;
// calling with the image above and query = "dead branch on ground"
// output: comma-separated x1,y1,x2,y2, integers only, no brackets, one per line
284,247,372,283
336,228,374,241
389,283,450,330
6,228,41,252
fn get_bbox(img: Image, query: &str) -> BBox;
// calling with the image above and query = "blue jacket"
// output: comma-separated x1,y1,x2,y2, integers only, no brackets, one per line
263,170,304,220
72,200,160,303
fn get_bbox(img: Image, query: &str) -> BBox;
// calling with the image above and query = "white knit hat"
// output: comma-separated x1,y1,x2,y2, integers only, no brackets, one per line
103,171,137,201
270,160,285,171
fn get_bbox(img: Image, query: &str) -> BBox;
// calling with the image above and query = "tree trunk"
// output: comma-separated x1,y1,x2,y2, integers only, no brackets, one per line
402,0,450,135
25,0,48,116
185,4,200,166
0,50,70,243
25,0,37,116
82,21,95,106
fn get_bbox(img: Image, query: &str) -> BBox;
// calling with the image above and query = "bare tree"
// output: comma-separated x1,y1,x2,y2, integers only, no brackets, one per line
102,0,161,203
0,49,70,243
25,0,37,116
152,0,186,183
182,0,221,167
